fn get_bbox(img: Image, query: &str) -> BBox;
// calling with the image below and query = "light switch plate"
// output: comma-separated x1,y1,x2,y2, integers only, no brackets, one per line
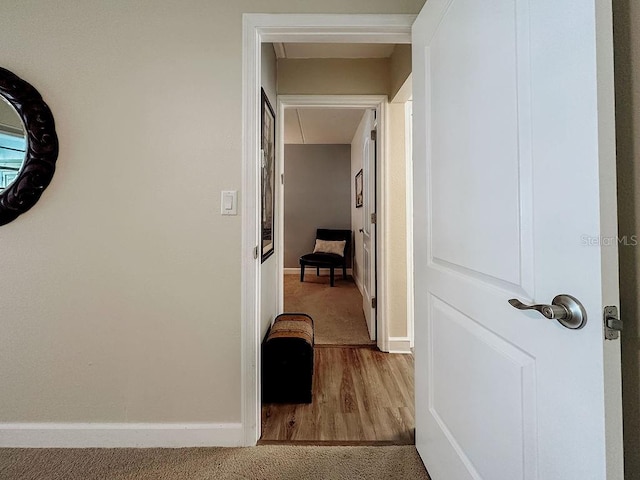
221,190,237,215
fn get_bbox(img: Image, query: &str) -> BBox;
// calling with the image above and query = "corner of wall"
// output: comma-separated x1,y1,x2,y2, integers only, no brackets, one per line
389,44,412,100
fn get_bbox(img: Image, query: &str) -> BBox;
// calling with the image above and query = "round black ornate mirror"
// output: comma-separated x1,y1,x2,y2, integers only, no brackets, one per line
0,67,58,225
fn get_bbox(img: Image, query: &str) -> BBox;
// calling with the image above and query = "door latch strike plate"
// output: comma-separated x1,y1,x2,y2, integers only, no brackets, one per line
604,306,622,340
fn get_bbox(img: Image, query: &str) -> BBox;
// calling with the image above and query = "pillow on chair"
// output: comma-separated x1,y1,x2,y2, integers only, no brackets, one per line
313,239,346,257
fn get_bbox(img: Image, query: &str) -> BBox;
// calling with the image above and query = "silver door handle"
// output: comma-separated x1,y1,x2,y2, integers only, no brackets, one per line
508,294,587,329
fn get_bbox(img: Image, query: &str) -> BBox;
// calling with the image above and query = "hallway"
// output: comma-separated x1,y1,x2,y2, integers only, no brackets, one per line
260,346,414,444
283,274,374,346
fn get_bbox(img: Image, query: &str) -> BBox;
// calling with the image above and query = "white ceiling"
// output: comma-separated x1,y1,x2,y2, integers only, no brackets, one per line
275,43,396,59
284,108,366,145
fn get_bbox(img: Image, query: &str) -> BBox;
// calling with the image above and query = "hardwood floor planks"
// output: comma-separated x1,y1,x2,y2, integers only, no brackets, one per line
260,347,415,445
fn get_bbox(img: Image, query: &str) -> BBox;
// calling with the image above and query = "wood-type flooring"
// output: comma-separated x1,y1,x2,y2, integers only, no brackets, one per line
260,346,414,445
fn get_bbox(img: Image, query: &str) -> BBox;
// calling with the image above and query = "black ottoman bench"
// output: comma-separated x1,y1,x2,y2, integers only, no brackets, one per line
262,313,314,404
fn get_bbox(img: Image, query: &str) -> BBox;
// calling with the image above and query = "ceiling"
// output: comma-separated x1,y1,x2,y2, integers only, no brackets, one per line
274,43,396,59
276,42,391,144
284,108,366,145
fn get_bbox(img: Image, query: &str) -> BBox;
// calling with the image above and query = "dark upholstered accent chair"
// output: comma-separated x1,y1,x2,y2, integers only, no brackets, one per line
299,229,351,287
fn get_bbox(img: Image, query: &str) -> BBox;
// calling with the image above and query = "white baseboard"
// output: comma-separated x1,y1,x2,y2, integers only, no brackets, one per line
388,337,412,354
0,422,243,448
353,273,364,296
284,267,353,275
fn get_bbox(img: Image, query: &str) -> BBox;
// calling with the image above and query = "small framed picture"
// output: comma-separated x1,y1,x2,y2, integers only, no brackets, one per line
355,169,363,208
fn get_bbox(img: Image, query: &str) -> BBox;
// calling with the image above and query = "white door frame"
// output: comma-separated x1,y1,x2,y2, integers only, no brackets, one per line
390,74,415,350
241,13,413,445
276,95,388,348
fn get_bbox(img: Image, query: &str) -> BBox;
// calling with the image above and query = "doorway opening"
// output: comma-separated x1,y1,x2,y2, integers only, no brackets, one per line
275,97,387,347
260,94,414,444
241,14,415,446
279,104,375,347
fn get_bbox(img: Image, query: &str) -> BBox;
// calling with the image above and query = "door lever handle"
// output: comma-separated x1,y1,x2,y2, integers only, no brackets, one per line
508,299,567,319
508,294,587,330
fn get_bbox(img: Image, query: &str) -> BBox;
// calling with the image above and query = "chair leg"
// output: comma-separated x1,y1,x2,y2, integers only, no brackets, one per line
330,267,335,287
317,267,320,276
342,264,347,279
300,264,305,282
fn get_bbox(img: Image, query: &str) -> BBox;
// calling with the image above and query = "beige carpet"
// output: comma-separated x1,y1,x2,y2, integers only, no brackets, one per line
284,274,374,345
0,446,430,480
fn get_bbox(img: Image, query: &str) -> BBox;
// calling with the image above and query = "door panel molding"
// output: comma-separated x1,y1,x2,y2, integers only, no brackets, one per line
412,0,622,478
428,294,537,480
426,0,534,297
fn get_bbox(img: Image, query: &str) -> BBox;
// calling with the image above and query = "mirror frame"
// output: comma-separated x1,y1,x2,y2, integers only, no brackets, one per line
0,67,58,226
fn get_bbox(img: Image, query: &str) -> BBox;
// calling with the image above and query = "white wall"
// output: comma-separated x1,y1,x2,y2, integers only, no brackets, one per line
350,106,410,344
350,111,368,291
0,0,425,429
260,43,278,339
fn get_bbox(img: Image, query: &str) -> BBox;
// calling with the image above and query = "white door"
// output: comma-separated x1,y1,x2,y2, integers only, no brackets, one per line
361,109,377,340
412,1,623,480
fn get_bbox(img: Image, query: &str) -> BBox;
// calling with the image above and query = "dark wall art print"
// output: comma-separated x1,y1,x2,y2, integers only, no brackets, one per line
355,168,363,208
261,88,276,262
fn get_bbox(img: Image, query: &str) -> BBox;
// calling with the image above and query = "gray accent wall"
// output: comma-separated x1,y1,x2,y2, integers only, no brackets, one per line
284,144,352,268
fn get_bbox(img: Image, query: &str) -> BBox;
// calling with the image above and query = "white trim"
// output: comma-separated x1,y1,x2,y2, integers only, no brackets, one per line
353,270,365,296
242,13,413,447
275,86,286,316
241,13,262,448
0,423,243,448
388,337,413,354
376,102,390,353
404,99,415,350
251,14,415,44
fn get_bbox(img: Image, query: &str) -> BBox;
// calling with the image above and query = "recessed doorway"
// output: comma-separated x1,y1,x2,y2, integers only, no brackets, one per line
259,88,414,443
241,14,415,447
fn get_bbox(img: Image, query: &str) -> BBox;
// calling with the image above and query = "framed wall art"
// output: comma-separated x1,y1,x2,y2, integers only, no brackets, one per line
355,168,363,208
261,88,276,262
